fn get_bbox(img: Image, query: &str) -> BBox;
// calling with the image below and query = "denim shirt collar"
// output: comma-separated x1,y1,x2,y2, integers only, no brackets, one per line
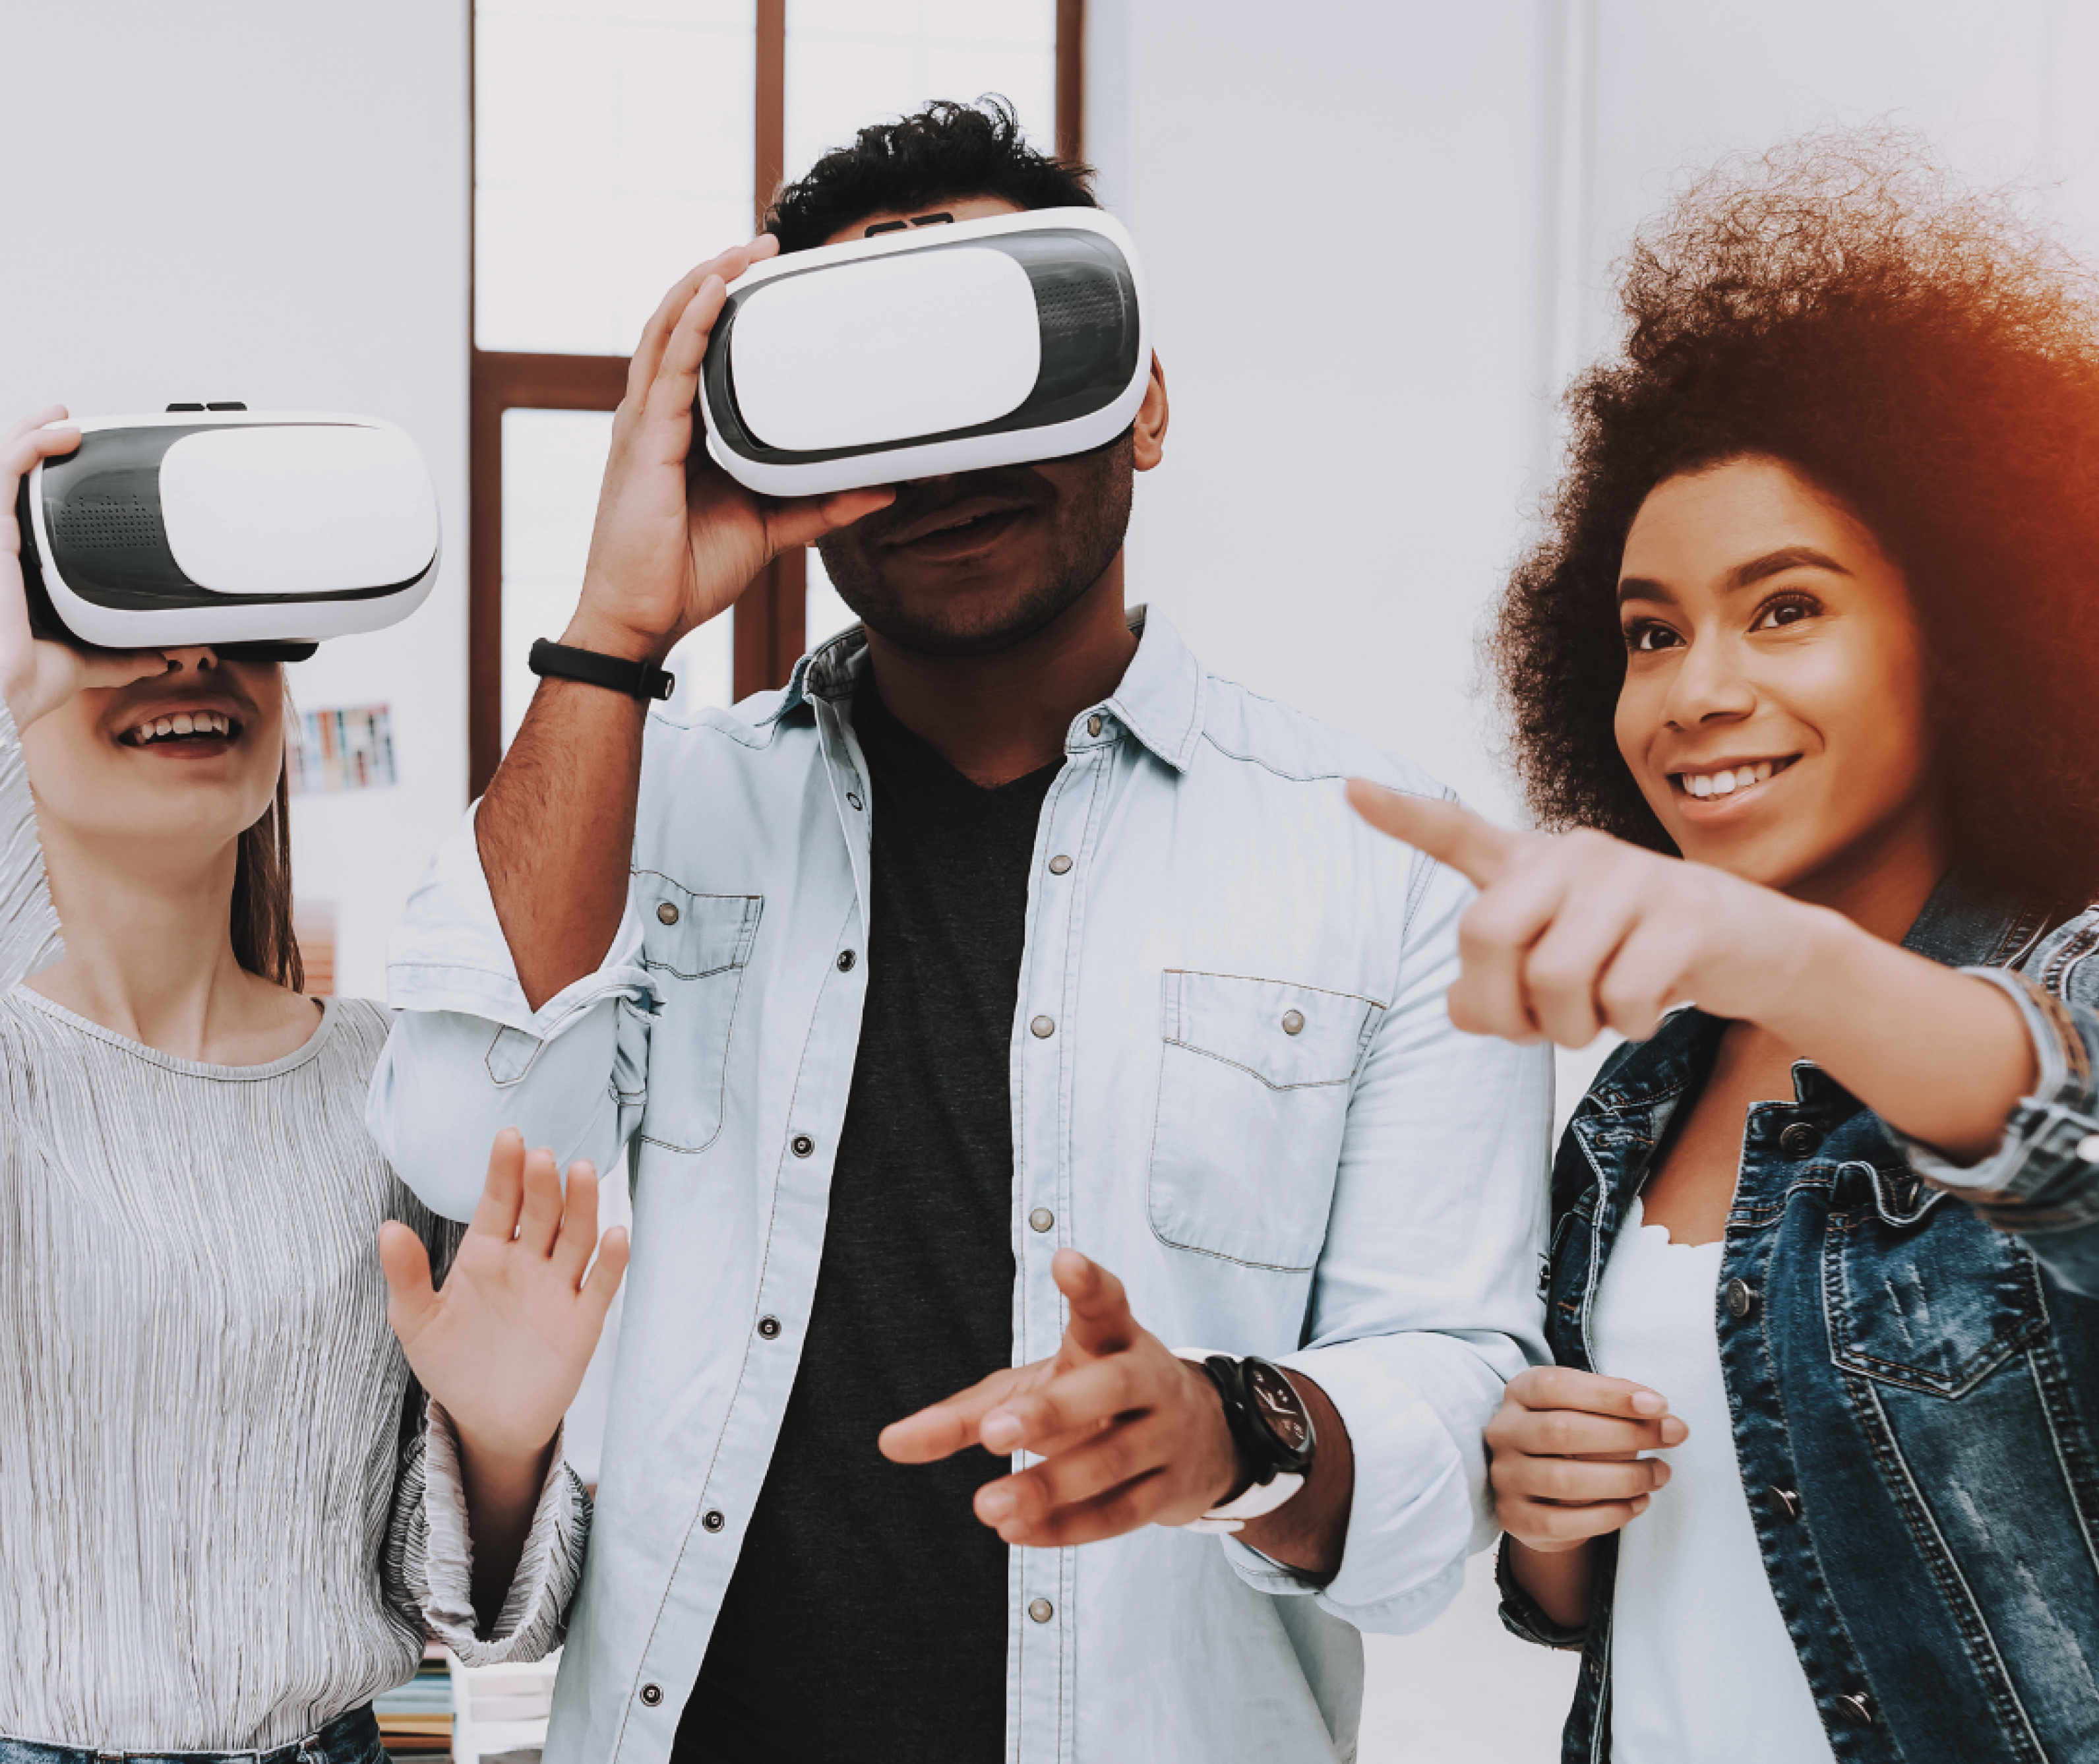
760,603,1207,773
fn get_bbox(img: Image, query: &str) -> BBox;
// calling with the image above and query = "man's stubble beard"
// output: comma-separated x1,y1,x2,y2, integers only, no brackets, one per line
814,440,1135,659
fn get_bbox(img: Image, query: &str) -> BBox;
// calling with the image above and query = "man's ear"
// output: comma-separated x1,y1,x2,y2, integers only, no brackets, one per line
1132,352,1169,472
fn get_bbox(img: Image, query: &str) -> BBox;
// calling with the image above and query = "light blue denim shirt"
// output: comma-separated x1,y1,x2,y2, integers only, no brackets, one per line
368,608,1550,1764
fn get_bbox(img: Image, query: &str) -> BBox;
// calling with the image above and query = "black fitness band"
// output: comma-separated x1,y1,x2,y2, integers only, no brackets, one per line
528,638,675,702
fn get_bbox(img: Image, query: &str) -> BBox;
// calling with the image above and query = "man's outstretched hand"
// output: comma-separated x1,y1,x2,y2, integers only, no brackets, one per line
880,1250,1246,1548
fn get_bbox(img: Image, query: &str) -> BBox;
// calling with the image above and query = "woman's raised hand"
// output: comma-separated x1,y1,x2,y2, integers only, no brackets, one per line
1487,1366,1686,1551
378,1128,630,1466
0,407,169,732
1346,781,1810,1048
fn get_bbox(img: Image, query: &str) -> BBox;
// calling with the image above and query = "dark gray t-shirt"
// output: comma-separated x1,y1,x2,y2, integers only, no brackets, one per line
677,678,1057,1761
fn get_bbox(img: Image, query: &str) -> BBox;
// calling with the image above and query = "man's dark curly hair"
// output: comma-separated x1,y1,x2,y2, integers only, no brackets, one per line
766,97,1095,253
1490,133,2099,905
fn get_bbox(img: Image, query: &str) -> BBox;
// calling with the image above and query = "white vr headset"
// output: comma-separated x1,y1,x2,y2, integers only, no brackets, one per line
700,206,1148,497
20,408,441,658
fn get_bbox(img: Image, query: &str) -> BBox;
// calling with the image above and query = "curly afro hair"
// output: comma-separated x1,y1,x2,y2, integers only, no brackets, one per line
1491,133,2099,906
766,97,1095,253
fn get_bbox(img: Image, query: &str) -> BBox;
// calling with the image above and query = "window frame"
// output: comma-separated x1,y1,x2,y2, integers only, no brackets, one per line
466,0,1086,795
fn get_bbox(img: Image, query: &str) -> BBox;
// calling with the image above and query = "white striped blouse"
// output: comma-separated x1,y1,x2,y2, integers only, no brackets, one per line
0,706,586,1751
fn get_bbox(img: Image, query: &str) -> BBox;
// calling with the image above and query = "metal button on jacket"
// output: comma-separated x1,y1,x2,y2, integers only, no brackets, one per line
757,1316,781,1339
1835,1693,1875,1727
1725,1277,1757,1319
1086,714,1103,737
1029,1207,1054,1233
1281,1010,1305,1035
791,1134,815,1158
1779,1120,1821,1157
1767,1486,1802,1522
1031,1015,1056,1039
656,901,680,925
640,1684,664,1707
836,949,856,971
1047,853,1073,874
1029,1598,1054,1623
702,1509,726,1533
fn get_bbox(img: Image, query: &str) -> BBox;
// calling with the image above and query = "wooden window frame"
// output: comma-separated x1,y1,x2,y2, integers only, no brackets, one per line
468,0,1086,796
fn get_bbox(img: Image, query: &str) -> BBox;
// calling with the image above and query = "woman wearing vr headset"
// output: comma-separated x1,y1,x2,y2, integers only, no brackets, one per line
0,407,625,1764
1353,138,2099,1763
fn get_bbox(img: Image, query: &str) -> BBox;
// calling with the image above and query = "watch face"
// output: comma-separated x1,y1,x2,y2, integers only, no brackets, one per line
1244,1360,1311,1455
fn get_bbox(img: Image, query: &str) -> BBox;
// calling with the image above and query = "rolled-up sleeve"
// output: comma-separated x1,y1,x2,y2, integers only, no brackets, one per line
1222,842,1553,1631
385,1401,591,1665
367,802,658,1222
1898,963,2099,1296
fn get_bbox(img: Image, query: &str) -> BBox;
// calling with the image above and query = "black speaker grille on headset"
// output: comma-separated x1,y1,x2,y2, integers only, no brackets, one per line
57,497,164,553
1031,268,1127,342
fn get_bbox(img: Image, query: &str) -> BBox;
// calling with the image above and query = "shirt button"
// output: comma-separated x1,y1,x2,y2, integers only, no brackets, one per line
791,1134,815,1158
1029,1207,1054,1233
1047,853,1072,874
1086,715,1103,737
640,1684,664,1707
702,1509,726,1533
758,1316,781,1339
1725,1277,1757,1319
846,791,864,810
1028,1597,1054,1623
656,901,680,925
1767,1486,1802,1522
1281,1010,1305,1035
1834,1692,1875,1727
837,949,857,971
1031,1015,1056,1039
1779,1120,1821,1157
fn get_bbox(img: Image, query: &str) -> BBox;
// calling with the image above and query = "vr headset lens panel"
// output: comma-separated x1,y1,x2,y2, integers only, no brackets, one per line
702,208,1147,497
24,412,441,652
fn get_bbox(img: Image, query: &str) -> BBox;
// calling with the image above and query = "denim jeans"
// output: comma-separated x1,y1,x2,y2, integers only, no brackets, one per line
0,1706,383,1764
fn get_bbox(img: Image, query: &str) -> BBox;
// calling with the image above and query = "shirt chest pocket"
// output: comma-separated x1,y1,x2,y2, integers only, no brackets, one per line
1146,970,1384,1271
1823,1165,2050,1397
634,879,763,1155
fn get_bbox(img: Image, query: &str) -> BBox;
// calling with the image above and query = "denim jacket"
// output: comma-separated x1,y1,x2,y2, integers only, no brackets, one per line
1499,878,2099,1763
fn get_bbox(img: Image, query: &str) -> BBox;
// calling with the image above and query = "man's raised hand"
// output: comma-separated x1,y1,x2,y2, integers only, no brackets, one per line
378,1128,630,1465
878,1250,1244,1547
567,240,895,661
1345,779,1802,1048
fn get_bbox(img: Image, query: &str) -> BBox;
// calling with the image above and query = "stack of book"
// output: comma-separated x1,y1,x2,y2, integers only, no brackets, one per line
375,1644,455,1758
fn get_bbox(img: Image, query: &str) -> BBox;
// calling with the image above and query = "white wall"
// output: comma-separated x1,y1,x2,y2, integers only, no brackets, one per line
0,0,471,1000
1085,4,2099,1759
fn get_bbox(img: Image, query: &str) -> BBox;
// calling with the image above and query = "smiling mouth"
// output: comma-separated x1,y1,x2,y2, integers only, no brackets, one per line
1670,755,1800,799
121,710,243,749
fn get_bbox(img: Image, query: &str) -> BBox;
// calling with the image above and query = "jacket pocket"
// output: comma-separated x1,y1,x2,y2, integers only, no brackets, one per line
1824,1161,2050,1397
634,876,762,1154
1146,969,1384,1271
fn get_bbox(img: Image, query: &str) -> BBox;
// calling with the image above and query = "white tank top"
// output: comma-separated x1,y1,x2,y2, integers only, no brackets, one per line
1589,1198,1837,1763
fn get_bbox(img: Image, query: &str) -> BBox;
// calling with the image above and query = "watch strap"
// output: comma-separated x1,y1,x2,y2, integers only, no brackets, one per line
528,638,675,702
1167,1347,1309,1534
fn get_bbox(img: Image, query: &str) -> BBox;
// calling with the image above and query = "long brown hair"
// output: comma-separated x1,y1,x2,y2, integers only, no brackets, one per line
230,752,303,992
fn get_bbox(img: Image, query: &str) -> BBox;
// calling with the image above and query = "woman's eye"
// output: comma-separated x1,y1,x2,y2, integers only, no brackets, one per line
1752,595,1819,630
1624,622,1682,652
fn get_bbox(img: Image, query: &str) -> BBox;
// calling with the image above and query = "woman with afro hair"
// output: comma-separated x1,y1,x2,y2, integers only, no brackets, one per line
1350,136,2099,1763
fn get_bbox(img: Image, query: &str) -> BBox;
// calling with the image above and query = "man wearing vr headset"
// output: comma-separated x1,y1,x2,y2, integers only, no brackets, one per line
371,101,1548,1763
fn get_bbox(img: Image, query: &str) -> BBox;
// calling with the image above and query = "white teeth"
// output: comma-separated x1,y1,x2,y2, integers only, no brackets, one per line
1755,761,1773,782
1712,771,1737,795
1682,760,1786,798
153,719,172,738
131,712,232,745
171,714,194,735
1688,774,1712,797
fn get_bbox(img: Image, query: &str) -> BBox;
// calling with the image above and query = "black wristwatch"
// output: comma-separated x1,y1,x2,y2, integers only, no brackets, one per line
528,637,676,702
1175,1352,1317,1533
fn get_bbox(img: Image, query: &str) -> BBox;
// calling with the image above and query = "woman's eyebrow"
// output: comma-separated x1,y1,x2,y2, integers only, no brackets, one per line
1726,545,1852,589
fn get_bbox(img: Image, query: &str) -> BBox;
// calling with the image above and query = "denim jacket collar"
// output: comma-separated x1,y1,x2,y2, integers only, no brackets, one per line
762,603,1207,773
